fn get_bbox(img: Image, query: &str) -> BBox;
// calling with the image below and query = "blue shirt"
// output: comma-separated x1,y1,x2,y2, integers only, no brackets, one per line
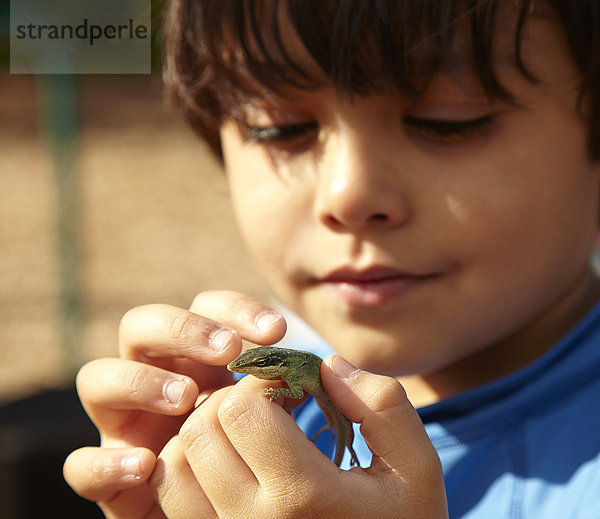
290,301,600,518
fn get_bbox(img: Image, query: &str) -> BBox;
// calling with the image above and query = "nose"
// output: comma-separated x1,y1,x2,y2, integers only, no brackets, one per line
315,127,411,232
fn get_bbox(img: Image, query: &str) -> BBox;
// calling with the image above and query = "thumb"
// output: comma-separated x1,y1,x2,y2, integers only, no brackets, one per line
321,355,445,495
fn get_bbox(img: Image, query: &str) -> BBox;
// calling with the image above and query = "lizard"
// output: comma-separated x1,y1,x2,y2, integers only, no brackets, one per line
227,345,360,468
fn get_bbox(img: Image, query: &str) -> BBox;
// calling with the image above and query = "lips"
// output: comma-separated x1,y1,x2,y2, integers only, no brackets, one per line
320,266,434,307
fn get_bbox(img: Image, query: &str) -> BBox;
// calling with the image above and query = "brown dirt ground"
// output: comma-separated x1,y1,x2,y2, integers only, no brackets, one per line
0,74,269,404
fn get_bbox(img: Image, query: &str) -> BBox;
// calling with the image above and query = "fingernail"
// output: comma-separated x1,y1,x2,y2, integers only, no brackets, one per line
255,311,283,333
121,455,142,479
209,327,235,351
164,378,187,405
330,355,360,380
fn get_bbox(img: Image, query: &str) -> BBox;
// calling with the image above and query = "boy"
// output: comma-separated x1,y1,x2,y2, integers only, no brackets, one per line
64,1,600,517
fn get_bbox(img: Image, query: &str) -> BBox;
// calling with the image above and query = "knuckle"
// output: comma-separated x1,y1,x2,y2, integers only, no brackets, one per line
217,392,254,428
259,476,334,519
179,409,215,450
168,311,201,342
365,375,409,414
122,365,149,401
217,391,273,447
226,293,255,317
87,450,123,489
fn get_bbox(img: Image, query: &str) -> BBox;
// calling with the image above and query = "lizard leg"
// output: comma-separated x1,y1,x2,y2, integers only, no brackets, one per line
264,378,305,402
320,403,360,468
311,423,334,442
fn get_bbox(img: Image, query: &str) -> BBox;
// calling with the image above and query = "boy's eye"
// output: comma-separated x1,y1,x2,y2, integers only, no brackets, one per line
403,115,494,142
243,121,318,144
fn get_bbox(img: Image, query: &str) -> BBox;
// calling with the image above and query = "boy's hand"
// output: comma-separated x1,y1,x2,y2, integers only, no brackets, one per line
150,356,448,518
63,291,286,519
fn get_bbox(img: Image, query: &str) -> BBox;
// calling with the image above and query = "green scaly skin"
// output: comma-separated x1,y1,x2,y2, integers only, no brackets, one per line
227,345,359,468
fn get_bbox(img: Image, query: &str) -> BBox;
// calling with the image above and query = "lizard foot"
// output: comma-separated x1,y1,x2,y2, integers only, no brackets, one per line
263,387,280,402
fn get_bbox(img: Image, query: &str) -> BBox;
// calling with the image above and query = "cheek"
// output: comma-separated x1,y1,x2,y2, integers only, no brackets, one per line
442,147,599,306
222,126,319,304
232,186,286,256
225,145,289,263
228,173,309,294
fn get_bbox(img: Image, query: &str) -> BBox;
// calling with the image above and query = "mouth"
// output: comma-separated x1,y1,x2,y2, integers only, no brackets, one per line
319,266,437,307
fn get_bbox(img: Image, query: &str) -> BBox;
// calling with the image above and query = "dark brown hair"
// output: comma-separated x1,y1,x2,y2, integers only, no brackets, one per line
163,0,600,160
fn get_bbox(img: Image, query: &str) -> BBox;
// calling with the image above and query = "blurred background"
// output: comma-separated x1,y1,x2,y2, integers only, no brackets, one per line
0,1,269,516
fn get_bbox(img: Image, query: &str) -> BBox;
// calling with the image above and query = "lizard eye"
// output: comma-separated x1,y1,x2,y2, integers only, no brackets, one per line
255,358,269,367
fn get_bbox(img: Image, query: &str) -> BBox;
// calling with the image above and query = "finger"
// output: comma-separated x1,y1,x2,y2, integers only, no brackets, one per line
63,447,155,505
77,359,198,441
184,375,333,502
322,356,446,505
149,436,217,519
119,303,242,364
178,385,262,517
189,290,287,345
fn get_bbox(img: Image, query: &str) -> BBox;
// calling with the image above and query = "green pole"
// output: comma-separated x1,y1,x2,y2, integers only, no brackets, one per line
39,75,83,378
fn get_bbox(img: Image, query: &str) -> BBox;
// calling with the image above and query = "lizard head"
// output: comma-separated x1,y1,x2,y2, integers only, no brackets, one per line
226,345,289,380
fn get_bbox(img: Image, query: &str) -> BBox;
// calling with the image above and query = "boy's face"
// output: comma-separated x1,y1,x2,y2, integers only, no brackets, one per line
220,12,600,378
